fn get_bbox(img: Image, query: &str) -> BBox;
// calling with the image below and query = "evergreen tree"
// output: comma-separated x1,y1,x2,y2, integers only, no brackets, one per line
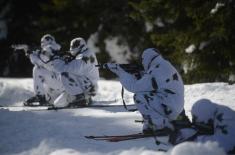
38,0,153,78
1,0,234,83
0,0,52,77
0,0,150,78
129,0,235,83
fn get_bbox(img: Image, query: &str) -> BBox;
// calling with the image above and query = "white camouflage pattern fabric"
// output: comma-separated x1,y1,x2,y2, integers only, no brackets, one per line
109,48,184,130
29,37,99,107
192,99,235,153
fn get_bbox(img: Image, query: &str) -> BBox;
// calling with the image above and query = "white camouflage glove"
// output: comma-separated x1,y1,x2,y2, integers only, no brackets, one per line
29,53,41,65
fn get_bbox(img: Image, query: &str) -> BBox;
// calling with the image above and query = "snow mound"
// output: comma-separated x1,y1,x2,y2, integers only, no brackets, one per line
170,141,226,155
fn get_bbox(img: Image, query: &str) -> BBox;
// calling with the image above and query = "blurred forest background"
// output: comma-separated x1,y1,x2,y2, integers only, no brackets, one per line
0,0,234,84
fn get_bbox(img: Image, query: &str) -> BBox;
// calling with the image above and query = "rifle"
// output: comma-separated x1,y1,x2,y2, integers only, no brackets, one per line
96,63,144,75
11,44,40,56
11,44,75,62
97,63,144,112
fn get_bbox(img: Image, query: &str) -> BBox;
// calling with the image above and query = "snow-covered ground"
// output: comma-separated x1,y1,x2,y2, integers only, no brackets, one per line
0,78,234,155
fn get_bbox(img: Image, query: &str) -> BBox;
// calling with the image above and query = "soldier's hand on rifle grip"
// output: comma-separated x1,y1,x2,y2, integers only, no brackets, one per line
106,63,123,75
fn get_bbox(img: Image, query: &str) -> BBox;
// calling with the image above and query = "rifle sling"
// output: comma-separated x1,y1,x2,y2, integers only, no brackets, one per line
121,87,137,112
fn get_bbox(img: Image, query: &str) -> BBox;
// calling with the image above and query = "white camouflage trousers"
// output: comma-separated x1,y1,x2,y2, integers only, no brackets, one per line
33,66,95,106
134,91,183,130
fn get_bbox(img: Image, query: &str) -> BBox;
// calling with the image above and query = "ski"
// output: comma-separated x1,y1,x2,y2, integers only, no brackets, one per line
86,132,147,139
85,131,170,142
0,104,136,111
47,104,135,110
85,132,172,151
0,105,49,111
86,133,152,142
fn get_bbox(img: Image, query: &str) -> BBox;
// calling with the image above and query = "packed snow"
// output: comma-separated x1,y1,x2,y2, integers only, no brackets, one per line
0,78,235,155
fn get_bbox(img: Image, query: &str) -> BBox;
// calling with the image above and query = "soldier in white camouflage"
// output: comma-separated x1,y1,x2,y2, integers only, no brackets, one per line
26,36,99,107
107,48,186,137
191,99,235,154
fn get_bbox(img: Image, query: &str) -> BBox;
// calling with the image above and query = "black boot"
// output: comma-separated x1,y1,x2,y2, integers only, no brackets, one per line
142,115,173,136
169,110,197,145
143,127,173,137
171,110,192,129
24,95,50,106
67,94,92,108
